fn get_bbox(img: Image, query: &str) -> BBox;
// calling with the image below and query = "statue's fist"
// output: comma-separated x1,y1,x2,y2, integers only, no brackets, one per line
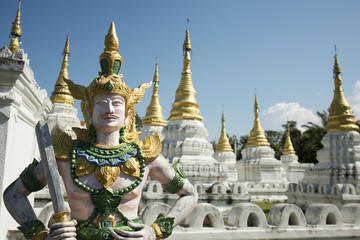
46,220,77,240
110,222,156,240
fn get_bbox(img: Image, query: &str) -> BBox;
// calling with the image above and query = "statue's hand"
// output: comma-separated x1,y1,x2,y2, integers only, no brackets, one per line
110,222,156,240
46,220,77,240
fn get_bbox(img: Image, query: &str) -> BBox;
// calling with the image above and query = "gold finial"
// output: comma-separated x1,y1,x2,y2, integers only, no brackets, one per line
8,0,22,53
283,121,296,155
327,53,359,132
215,109,233,152
183,18,192,53
142,59,167,127
99,22,123,76
168,23,203,121
246,94,270,147
50,32,74,105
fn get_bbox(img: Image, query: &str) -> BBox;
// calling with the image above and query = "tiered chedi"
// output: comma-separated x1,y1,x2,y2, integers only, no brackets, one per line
47,32,81,134
213,110,238,182
162,23,228,184
237,95,283,183
303,54,360,186
140,59,167,141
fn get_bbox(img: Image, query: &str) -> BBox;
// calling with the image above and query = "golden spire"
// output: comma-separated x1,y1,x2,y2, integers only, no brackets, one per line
50,32,75,105
246,94,270,147
142,59,167,127
283,122,296,155
8,0,22,53
327,52,359,132
168,19,203,121
215,109,233,152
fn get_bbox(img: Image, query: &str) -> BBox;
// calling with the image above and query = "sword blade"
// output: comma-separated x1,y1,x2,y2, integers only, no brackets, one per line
36,120,66,214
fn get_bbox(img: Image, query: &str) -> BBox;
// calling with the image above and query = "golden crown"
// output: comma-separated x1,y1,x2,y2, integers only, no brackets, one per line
64,22,151,128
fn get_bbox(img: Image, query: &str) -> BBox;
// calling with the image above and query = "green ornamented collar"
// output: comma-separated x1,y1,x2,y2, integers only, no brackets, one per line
76,141,136,167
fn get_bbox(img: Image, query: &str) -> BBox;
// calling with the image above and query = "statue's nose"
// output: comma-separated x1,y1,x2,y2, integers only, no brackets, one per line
104,102,115,113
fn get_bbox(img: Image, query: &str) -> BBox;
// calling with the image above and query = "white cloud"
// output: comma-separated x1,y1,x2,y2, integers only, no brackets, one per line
348,80,360,120
261,102,321,131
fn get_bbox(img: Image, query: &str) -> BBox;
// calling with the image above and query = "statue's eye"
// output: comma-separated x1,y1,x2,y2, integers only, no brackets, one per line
113,101,122,106
96,99,108,105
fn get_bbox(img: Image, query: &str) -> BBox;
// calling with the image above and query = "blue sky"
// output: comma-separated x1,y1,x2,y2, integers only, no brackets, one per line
1,0,360,142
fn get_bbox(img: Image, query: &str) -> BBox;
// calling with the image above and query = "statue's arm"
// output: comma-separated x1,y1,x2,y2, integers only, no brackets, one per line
3,160,77,240
111,155,197,240
3,160,47,225
148,154,198,226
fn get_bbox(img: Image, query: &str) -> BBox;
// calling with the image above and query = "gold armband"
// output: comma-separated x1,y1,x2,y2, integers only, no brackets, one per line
150,217,174,239
31,227,48,240
150,223,164,240
18,219,46,239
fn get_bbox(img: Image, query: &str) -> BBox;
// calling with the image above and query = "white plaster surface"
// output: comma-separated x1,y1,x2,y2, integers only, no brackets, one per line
0,46,51,240
162,119,228,184
139,125,165,141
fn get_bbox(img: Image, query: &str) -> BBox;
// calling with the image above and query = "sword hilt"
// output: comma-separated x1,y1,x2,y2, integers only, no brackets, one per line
52,211,70,223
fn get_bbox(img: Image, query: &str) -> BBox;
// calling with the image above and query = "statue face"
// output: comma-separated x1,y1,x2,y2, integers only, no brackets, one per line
90,93,126,133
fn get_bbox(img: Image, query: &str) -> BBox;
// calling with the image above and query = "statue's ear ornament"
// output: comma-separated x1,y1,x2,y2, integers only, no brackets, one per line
63,77,87,101
132,81,152,104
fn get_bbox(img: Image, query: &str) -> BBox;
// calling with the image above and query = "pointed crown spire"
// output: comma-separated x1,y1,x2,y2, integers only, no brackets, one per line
99,22,123,76
283,121,296,155
142,59,167,127
246,94,270,147
327,52,358,132
8,0,22,53
50,32,74,105
168,20,203,121
215,109,233,152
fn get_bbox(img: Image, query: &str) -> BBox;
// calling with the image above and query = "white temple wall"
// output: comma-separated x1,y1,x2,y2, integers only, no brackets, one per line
137,202,360,240
239,146,283,184
0,47,51,240
213,151,238,183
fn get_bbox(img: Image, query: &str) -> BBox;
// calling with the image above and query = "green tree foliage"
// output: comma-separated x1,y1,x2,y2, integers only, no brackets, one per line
228,135,241,160
238,135,249,160
210,139,217,150
317,110,329,127
356,120,360,133
265,130,283,159
294,111,328,164
135,112,142,129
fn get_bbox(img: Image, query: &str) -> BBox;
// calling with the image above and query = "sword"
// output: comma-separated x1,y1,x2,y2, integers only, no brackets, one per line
36,120,70,223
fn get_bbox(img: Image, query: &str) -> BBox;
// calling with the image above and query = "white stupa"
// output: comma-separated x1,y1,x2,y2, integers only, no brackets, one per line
140,59,167,141
213,110,238,183
303,54,360,186
46,32,81,136
161,22,228,185
237,95,283,183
